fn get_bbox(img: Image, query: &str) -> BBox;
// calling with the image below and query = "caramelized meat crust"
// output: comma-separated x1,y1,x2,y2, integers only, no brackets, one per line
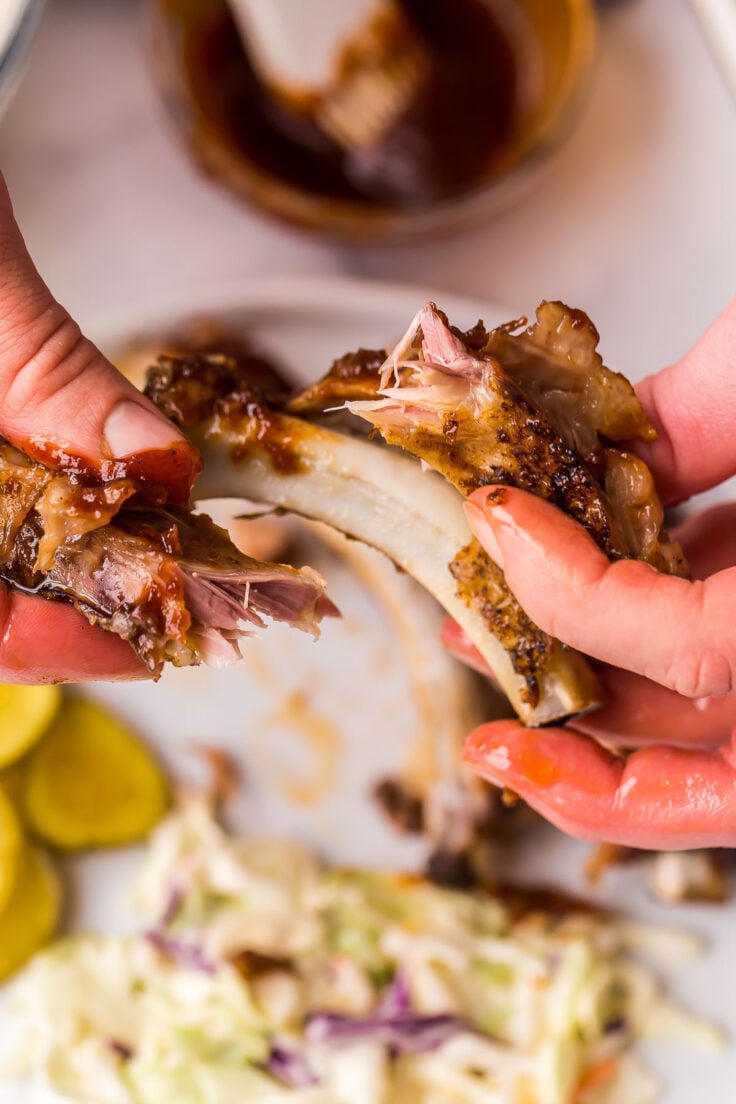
345,302,686,576
449,537,554,701
287,348,386,414
143,339,600,721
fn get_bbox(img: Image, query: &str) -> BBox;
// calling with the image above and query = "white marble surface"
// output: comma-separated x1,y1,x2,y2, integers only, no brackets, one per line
1,0,734,382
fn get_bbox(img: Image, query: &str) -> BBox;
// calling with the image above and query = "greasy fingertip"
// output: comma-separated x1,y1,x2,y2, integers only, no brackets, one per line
103,398,188,458
0,173,197,499
464,720,618,795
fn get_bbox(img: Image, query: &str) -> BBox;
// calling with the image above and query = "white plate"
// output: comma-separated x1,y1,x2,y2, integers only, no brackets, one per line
0,0,44,120
3,276,735,1103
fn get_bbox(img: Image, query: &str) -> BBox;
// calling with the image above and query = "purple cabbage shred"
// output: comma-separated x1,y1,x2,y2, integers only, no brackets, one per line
106,1039,134,1061
145,930,215,974
305,1010,471,1055
377,970,412,1018
266,1044,320,1087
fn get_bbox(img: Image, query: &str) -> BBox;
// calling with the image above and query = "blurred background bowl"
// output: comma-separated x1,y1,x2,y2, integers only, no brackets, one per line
0,0,44,121
149,0,596,243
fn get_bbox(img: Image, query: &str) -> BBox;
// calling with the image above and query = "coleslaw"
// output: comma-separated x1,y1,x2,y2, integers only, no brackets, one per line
0,797,723,1104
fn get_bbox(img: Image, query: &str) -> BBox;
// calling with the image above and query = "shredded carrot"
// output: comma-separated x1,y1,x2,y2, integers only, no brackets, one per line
574,1056,619,1099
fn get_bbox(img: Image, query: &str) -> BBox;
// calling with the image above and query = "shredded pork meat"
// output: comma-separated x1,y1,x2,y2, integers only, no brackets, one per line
346,302,686,575
0,440,337,673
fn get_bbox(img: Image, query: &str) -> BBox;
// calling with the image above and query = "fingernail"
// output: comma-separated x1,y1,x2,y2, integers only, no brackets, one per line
464,500,506,569
104,400,183,458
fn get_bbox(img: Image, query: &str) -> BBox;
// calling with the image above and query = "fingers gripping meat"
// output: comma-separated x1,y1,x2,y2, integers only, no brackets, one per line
463,721,736,849
442,616,736,751
346,302,685,574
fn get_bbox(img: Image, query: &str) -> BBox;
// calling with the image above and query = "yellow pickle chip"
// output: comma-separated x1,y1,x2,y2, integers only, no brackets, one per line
22,697,169,851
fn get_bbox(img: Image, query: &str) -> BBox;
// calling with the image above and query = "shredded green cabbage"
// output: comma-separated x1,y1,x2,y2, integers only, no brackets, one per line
0,797,723,1104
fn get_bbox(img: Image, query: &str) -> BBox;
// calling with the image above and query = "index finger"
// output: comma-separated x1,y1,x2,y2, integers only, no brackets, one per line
466,487,736,700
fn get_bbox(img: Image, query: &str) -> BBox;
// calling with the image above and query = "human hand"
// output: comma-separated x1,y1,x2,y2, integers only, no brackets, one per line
451,297,736,848
0,175,200,682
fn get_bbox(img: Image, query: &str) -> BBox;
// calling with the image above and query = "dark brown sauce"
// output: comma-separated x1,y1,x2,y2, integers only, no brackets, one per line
162,0,524,208
144,350,307,476
19,439,201,507
224,399,307,477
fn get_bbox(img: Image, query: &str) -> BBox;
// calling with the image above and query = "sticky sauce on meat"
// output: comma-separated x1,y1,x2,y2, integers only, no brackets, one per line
145,353,309,475
0,429,336,671
287,348,386,414
21,439,201,508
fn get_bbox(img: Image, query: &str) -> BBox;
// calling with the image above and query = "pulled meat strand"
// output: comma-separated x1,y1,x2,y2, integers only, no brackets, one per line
0,439,338,673
347,302,686,576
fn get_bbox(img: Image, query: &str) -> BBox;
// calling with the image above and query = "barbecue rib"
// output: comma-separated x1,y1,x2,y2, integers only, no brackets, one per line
142,305,684,724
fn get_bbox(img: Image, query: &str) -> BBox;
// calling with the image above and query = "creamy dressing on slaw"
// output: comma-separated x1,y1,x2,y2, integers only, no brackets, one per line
0,798,722,1104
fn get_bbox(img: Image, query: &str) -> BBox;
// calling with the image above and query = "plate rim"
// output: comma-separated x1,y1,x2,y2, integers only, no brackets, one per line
87,273,513,352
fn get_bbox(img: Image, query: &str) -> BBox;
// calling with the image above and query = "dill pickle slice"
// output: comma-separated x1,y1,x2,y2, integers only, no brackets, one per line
0,684,60,769
0,844,61,980
0,786,22,914
0,759,25,814
22,697,169,851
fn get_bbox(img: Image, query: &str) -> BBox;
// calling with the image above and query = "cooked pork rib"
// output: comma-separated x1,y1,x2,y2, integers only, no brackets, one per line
143,351,596,724
0,439,337,672
142,303,684,723
340,303,686,710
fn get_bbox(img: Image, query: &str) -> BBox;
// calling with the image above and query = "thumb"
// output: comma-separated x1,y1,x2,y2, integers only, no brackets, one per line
0,176,200,500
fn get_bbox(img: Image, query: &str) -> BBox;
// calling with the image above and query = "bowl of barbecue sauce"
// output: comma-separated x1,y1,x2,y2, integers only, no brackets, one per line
150,0,596,241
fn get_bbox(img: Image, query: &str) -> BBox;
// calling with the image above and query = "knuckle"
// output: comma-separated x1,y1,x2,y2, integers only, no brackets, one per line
665,582,736,697
644,576,736,698
0,308,89,421
675,644,736,697
667,648,735,698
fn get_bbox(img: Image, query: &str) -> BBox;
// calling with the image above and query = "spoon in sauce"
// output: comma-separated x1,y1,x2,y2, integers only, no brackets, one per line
228,0,430,152
153,0,568,221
